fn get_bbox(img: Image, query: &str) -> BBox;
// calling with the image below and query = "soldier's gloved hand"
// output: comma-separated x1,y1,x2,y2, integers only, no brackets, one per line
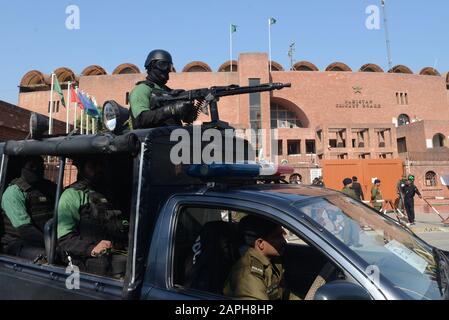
166,101,194,120
182,106,200,124
149,95,164,110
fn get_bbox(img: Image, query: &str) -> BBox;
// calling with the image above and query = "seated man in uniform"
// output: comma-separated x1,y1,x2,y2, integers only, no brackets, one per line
129,49,198,129
223,215,299,300
57,157,128,278
1,156,56,259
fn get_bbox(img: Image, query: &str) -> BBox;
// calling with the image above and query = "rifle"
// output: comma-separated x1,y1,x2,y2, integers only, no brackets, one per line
155,82,291,126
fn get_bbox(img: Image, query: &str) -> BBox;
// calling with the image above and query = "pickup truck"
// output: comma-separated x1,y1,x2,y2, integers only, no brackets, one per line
0,125,448,300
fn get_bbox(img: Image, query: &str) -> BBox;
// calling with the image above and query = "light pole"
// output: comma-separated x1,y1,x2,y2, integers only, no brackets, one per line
288,42,296,70
381,0,393,70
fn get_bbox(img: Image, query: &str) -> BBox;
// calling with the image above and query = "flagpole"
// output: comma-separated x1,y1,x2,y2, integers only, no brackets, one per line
268,19,272,73
80,104,84,135
92,97,98,134
230,24,233,73
49,73,55,135
66,81,71,134
74,86,78,131
86,94,91,135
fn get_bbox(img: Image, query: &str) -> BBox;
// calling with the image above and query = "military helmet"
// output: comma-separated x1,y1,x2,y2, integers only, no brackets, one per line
144,49,173,70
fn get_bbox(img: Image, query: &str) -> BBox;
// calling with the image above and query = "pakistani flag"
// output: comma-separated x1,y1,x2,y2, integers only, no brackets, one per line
231,24,237,33
269,17,277,25
53,75,66,108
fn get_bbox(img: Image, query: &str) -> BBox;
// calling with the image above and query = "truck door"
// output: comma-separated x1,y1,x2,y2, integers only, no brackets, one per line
0,256,123,299
143,193,387,301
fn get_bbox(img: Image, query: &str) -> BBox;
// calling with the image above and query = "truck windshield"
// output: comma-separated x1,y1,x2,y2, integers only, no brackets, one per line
294,195,447,300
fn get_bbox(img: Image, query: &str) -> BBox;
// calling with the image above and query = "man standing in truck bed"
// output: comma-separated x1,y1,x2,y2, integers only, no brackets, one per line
129,49,198,129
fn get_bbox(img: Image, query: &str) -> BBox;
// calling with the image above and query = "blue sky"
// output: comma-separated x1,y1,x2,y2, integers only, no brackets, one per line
0,0,448,104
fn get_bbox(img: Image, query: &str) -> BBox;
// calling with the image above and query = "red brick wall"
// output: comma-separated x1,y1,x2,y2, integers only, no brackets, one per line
18,53,449,133
0,100,67,142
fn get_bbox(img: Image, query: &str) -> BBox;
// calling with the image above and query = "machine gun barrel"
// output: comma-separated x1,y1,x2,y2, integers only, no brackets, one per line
210,82,291,98
161,82,291,103
159,82,291,124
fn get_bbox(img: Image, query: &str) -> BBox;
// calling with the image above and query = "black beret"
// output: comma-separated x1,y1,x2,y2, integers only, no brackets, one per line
239,215,280,246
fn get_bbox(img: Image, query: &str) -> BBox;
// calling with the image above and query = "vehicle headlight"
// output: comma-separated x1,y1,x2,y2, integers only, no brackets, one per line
102,100,130,134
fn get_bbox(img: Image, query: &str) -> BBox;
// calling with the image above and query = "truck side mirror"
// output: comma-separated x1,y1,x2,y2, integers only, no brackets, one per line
314,280,372,300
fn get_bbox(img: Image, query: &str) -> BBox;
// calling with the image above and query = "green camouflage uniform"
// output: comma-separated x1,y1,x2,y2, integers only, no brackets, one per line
371,185,383,211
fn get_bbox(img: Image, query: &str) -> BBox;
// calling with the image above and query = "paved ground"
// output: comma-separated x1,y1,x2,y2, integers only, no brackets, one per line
386,211,449,251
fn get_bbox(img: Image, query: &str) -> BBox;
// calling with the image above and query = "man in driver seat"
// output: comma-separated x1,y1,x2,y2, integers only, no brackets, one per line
223,215,299,300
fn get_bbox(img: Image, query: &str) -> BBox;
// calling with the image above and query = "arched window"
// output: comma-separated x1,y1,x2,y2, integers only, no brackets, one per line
425,171,437,187
182,61,212,72
433,133,447,148
271,104,303,129
292,61,319,72
218,61,238,72
289,174,303,184
398,114,410,126
112,63,140,75
359,63,384,73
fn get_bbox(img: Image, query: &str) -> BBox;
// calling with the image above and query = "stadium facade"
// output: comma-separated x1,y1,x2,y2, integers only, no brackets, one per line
14,53,449,208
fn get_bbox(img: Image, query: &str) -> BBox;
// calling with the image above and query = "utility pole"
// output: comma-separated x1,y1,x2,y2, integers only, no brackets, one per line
381,0,393,70
288,42,296,70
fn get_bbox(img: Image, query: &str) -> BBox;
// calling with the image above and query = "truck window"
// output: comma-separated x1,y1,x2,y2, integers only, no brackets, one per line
1,155,58,262
54,154,134,279
172,206,344,300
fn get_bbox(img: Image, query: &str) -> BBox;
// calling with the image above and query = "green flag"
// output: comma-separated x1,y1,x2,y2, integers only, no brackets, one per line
269,17,277,25
53,75,66,107
231,24,237,33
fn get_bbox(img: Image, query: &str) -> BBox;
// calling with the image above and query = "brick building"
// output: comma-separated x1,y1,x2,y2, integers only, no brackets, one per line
15,53,449,208
0,100,66,142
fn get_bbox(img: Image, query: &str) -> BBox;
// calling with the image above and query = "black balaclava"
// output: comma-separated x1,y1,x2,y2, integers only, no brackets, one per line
74,158,106,189
21,168,43,185
21,157,44,185
147,61,170,86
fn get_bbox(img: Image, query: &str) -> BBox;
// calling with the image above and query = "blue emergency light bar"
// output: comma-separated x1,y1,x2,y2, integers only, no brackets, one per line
186,164,261,179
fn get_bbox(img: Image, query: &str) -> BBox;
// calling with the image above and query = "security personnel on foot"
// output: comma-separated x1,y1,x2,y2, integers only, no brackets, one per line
351,176,365,201
223,215,299,300
342,178,358,200
341,178,362,247
371,179,383,211
57,157,128,277
312,177,325,188
396,175,408,211
129,49,198,129
401,175,422,225
1,156,56,258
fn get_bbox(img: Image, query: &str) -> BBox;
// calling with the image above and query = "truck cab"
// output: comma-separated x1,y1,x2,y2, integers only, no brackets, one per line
1,122,448,300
